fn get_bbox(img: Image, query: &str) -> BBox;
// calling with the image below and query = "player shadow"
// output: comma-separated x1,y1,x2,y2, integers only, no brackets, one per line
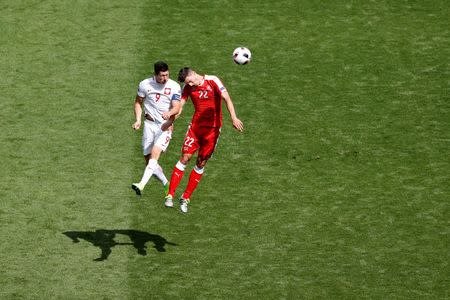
63,229,177,261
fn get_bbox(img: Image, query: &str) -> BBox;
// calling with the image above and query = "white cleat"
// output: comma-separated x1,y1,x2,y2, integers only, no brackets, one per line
164,195,174,208
131,183,144,196
179,198,190,213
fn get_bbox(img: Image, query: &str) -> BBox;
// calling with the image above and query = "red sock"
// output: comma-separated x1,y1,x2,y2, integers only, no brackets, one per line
182,167,204,199
168,161,185,196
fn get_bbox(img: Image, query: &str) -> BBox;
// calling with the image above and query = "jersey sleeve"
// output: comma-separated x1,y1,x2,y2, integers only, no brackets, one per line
171,83,182,101
137,80,146,98
210,76,227,95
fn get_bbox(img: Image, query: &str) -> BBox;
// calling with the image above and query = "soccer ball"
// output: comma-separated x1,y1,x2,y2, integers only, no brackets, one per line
232,47,251,65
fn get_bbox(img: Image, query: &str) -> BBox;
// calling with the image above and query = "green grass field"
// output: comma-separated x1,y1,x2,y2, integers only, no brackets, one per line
1,0,448,298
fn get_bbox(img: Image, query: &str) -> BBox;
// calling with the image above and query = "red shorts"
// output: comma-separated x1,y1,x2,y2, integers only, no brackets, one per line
182,124,221,160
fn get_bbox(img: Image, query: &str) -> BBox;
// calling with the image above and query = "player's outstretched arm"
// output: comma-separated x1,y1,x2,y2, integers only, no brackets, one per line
175,99,186,119
161,100,183,131
162,99,182,120
222,92,243,132
168,99,186,120
132,95,144,130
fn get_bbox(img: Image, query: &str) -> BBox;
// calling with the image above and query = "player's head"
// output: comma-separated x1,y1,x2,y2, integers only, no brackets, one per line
178,67,201,87
154,61,169,84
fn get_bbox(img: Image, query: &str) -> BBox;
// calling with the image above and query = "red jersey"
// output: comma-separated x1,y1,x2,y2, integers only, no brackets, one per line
181,75,227,127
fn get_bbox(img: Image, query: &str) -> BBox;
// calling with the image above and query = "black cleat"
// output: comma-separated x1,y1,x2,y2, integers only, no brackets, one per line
131,183,142,196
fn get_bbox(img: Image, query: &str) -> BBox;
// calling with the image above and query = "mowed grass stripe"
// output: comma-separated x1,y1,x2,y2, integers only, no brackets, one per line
0,1,146,298
128,0,448,298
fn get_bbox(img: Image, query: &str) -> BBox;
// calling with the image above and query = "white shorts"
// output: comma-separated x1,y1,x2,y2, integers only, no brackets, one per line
142,120,172,156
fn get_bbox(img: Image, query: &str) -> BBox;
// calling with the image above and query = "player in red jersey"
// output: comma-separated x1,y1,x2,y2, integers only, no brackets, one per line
164,67,244,213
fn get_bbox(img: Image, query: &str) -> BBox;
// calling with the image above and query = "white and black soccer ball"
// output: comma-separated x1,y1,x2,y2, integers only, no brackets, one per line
232,47,251,65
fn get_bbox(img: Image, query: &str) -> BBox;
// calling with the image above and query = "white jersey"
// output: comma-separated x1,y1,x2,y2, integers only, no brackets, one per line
137,77,181,124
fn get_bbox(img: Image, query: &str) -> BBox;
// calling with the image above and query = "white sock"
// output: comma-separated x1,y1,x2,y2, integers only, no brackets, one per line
194,165,204,174
176,161,186,171
138,159,158,187
153,163,168,186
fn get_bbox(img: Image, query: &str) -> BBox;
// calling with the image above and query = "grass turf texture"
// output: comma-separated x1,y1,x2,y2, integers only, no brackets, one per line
0,0,448,298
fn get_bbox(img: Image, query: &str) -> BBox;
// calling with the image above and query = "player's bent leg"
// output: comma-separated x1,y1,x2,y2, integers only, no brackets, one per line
133,121,156,195
179,158,207,213
180,153,193,165
132,143,165,195
182,165,204,200
149,146,168,188
167,160,187,197
153,163,168,185
165,155,192,208
136,158,159,191
150,132,171,192
149,147,163,161
196,156,209,168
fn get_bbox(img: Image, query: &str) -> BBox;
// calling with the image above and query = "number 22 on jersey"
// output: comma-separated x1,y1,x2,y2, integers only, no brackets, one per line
198,90,208,99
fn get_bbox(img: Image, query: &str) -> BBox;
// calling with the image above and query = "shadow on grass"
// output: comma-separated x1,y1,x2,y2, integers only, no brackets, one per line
63,229,177,261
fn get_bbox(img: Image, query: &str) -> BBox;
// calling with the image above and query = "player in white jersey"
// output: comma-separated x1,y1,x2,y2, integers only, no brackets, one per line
131,61,181,196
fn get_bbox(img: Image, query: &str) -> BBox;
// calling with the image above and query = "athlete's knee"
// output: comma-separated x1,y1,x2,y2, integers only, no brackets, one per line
180,154,191,165
150,147,163,160
196,157,208,168
146,158,158,170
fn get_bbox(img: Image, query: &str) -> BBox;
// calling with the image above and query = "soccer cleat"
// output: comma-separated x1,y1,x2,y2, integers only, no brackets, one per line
131,183,144,196
164,194,174,208
179,198,190,213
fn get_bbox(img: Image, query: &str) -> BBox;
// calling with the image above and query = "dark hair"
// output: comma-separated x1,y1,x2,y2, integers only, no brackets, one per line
154,61,169,75
177,67,192,83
